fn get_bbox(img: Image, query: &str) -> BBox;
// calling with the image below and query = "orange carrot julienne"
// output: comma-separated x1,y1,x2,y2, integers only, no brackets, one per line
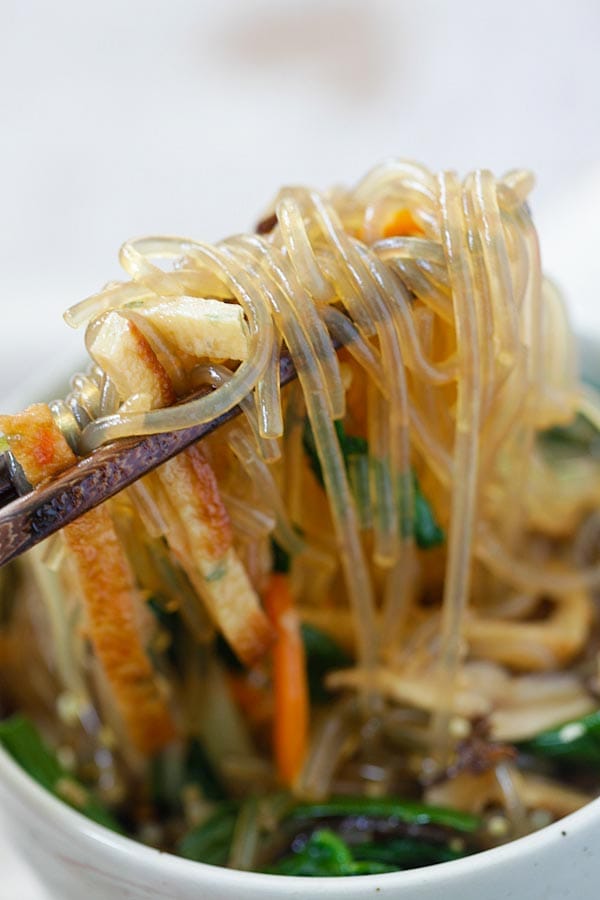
264,573,309,788
383,208,424,238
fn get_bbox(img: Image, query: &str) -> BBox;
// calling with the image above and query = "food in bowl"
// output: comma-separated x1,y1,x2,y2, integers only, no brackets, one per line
1,160,600,877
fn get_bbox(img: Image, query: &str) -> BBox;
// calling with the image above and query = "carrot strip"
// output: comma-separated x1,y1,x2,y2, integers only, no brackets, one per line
264,573,309,787
94,313,273,666
156,450,273,666
383,208,424,238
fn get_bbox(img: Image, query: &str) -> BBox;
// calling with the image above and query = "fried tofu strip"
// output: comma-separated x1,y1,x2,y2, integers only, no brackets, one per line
157,449,273,664
90,312,176,410
466,588,592,671
138,296,250,362
0,403,75,485
65,505,176,754
0,404,177,756
91,312,273,665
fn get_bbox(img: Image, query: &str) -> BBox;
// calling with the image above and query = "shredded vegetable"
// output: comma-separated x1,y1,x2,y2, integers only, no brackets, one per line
1,159,600,876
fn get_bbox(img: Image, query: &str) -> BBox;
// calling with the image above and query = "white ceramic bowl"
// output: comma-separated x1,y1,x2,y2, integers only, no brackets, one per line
3,248,600,896
0,742,599,900
2,365,600,900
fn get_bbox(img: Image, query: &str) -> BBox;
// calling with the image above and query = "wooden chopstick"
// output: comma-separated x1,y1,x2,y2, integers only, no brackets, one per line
0,354,299,568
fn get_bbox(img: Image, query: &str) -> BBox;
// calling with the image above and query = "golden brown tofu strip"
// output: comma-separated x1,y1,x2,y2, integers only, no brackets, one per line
91,310,273,664
90,313,176,409
0,403,76,485
65,505,176,754
157,449,273,665
0,404,177,755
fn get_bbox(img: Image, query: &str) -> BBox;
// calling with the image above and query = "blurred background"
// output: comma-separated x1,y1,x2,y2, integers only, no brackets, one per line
0,0,599,894
1,0,600,408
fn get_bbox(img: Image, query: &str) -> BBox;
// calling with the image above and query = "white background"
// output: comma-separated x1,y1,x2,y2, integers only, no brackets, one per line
1,1,599,896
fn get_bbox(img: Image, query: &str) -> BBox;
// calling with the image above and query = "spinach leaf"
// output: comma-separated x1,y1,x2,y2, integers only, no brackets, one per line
177,802,239,865
300,623,352,703
302,417,444,548
291,796,480,833
353,836,466,869
302,418,367,489
413,473,444,549
519,709,600,764
268,829,395,876
0,715,122,832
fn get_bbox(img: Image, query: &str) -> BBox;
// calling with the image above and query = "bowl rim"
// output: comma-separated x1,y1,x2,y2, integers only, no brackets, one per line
3,338,600,892
1,739,600,893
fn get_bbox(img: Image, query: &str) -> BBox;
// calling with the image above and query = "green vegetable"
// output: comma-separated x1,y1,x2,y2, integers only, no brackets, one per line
269,798,475,875
413,473,444,549
185,738,227,801
177,802,239,865
151,738,226,813
302,418,367,489
300,623,352,703
302,418,444,548
302,416,324,485
145,551,206,671
205,561,227,583
228,796,260,871
268,829,395,876
178,795,476,873
271,828,462,876
0,715,122,832
271,538,291,574
519,709,600,764
147,595,186,672
538,413,600,463
346,451,372,529
291,796,480,833
353,836,466,869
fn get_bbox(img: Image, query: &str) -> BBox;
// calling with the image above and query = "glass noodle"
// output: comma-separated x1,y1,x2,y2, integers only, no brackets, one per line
56,160,596,713
5,161,600,872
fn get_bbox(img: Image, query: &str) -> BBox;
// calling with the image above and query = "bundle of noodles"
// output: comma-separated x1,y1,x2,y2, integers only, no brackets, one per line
1,160,600,846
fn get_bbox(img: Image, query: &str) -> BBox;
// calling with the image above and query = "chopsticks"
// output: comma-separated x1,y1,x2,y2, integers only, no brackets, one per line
0,354,299,568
